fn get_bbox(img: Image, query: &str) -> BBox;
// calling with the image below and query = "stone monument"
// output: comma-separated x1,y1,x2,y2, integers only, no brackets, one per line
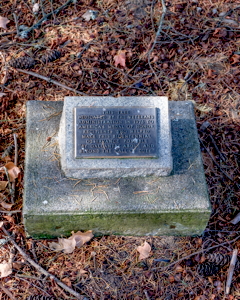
23,97,211,238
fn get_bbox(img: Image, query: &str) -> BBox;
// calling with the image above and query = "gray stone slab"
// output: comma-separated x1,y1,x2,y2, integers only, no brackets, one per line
23,100,211,238
59,96,172,178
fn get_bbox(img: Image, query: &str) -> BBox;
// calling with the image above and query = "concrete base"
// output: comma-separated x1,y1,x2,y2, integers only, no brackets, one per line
23,100,211,238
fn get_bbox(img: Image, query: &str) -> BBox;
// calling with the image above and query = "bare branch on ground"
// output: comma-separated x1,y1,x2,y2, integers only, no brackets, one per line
17,69,87,95
0,224,86,300
147,0,167,83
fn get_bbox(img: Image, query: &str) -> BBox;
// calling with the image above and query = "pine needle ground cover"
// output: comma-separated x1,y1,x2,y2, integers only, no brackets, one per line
0,0,239,299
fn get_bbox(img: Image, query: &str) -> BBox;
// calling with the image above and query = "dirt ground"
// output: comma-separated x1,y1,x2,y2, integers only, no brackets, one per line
0,0,240,299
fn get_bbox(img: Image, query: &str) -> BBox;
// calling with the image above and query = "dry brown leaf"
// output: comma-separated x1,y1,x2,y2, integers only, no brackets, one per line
69,230,93,247
137,241,151,260
0,201,13,210
49,230,93,254
0,16,10,30
79,269,88,275
114,51,126,68
0,181,8,191
49,238,76,254
0,261,12,278
231,54,240,64
12,262,22,270
62,277,72,287
195,104,212,114
82,10,97,21
5,162,21,182
3,215,15,223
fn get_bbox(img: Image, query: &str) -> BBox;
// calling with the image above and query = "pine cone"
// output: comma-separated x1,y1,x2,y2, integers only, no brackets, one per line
206,253,240,269
206,253,231,266
197,262,220,276
25,296,55,300
40,50,61,64
8,56,36,69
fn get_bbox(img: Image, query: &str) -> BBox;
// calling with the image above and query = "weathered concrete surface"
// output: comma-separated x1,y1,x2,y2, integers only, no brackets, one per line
23,100,211,238
59,96,172,178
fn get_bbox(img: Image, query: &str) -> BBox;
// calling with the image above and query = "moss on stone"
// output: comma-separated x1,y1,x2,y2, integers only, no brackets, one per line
25,211,210,238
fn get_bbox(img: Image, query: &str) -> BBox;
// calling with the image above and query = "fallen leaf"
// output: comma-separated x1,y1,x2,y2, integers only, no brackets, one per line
175,265,183,273
137,241,151,260
32,3,39,13
0,221,3,228
231,54,240,64
49,230,93,254
49,238,75,254
0,261,12,278
82,10,98,21
4,162,21,182
3,215,15,224
230,212,240,225
79,269,88,275
62,277,72,287
0,181,8,191
195,104,212,114
12,262,22,270
0,201,13,210
69,230,93,247
0,16,10,30
114,50,126,68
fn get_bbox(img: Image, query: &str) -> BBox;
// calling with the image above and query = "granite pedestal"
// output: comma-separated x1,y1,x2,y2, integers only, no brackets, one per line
23,98,211,238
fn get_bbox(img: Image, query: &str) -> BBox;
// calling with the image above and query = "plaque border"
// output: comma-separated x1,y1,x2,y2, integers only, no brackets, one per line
74,106,159,159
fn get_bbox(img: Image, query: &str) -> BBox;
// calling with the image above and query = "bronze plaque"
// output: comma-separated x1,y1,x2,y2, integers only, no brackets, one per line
74,107,158,158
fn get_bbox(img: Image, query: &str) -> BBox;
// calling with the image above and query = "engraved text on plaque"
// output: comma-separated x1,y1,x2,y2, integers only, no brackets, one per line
74,107,158,158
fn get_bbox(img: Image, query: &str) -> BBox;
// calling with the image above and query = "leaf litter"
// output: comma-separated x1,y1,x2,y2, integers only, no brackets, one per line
0,0,240,298
0,16,9,30
137,241,151,260
49,230,93,254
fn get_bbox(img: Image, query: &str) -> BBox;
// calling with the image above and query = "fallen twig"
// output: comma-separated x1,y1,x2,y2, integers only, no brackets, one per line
152,235,240,271
17,69,87,95
0,51,9,85
12,13,20,36
21,0,75,38
0,282,16,300
0,223,85,300
147,0,167,83
0,210,21,214
10,133,18,204
3,167,15,204
199,138,234,181
225,249,238,295
144,289,151,300
77,41,95,59
0,31,17,37
209,133,226,162
13,133,18,166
